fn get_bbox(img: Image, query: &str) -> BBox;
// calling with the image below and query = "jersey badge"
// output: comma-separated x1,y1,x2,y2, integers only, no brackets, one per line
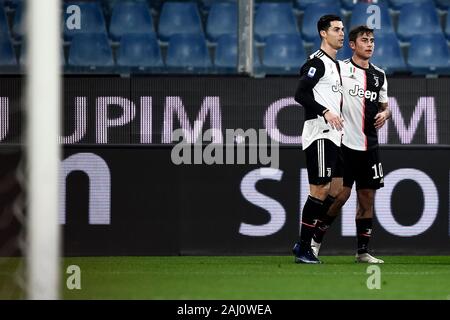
307,67,316,78
373,74,379,87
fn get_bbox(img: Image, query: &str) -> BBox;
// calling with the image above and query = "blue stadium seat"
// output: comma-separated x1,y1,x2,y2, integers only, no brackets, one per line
397,2,441,41
64,2,107,40
214,34,237,70
370,33,407,74
0,35,16,66
435,0,450,9
312,36,352,60
5,0,21,9
109,2,154,41
446,9,450,39
201,0,236,11
206,2,237,42
302,2,341,42
340,0,356,10
389,0,429,10
117,33,163,69
68,33,114,68
158,2,203,42
0,6,10,36
12,2,23,39
349,1,393,34
214,34,260,71
255,2,299,42
407,33,450,75
295,0,334,10
262,33,306,74
166,33,212,71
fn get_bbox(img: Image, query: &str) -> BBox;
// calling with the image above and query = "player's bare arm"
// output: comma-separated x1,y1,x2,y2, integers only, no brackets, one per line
374,102,391,129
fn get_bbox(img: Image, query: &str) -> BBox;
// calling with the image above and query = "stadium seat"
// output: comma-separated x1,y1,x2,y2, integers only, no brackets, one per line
0,6,9,36
254,2,299,42
302,2,341,42
158,2,203,42
166,33,212,71
349,1,393,34
214,34,260,71
397,2,441,41
435,0,450,9
68,33,114,68
206,2,237,42
117,33,163,69
5,0,21,9
407,33,450,75
109,2,155,41
340,0,356,10
295,0,334,10
64,2,107,40
12,2,23,39
446,10,450,39
370,33,407,74
389,0,429,10
201,0,236,11
0,35,16,66
262,33,306,74
214,34,237,70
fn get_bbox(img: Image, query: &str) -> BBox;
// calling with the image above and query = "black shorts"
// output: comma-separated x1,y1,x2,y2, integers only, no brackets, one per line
342,144,384,190
304,139,343,185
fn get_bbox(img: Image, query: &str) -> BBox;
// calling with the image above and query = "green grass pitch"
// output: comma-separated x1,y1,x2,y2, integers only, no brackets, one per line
2,256,450,299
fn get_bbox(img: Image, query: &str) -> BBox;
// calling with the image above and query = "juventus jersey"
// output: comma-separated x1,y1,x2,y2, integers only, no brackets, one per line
295,49,343,150
339,59,388,151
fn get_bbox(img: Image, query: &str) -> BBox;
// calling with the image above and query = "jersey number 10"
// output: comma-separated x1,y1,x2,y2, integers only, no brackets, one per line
372,163,384,179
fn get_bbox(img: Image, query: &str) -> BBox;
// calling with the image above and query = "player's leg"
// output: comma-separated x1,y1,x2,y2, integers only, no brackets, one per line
311,145,351,256
354,189,383,263
354,147,384,263
293,139,336,264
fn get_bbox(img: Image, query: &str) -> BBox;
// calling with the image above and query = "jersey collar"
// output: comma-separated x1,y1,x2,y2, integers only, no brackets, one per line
319,49,338,63
350,58,371,71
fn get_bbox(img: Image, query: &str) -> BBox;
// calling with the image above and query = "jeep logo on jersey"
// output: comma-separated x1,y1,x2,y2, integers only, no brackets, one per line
331,80,343,94
349,84,378,102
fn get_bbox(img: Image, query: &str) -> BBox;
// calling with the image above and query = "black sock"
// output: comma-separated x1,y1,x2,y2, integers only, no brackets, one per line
356,218,373,254
312,195,336,243
300,196,324,247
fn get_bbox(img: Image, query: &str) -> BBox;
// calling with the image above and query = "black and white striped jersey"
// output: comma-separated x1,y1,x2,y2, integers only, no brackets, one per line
339,58,388,151
295,49,343,150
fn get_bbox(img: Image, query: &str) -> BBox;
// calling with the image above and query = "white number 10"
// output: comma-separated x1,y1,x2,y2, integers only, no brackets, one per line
372,163,384,179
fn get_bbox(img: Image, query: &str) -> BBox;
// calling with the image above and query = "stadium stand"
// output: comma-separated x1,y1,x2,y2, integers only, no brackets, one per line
0,35,16,66
206,1,237,42
68,33,114,68
370,33,407,74
397,1,442,41
117,33,163,70
407,32,450,75
262,33,306,74
109,1,155,41
158,2,203,42
301,2,341,41
165,33,212,72
255,2,299,42
0,0,448,75
349,1,393,34
63,2,107,40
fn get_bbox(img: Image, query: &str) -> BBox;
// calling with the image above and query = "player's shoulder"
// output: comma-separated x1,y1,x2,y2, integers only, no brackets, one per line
369,62,386,77
302,51,325,69
338,58,351,66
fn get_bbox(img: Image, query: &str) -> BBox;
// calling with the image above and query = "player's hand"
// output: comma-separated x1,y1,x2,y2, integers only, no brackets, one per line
374,111,389,129
324,111,344,131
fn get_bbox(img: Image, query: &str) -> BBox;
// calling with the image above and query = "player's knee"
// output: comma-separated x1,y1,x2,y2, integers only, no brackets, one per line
310,183,330,200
